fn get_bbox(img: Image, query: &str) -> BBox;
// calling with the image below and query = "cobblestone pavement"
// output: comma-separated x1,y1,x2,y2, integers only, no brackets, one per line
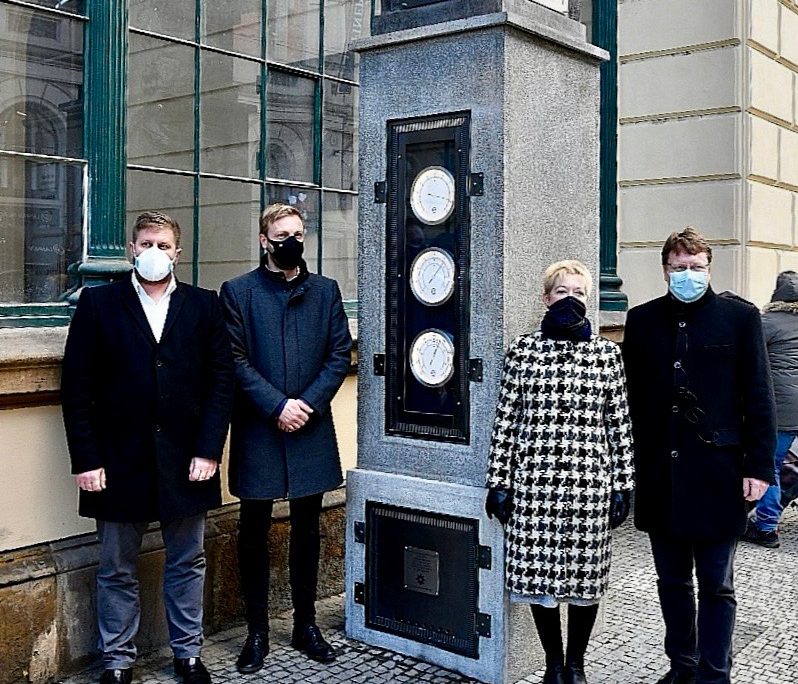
62,506,798,684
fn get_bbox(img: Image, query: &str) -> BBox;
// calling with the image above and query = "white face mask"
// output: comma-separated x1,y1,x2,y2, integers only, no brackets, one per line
134,246,174,282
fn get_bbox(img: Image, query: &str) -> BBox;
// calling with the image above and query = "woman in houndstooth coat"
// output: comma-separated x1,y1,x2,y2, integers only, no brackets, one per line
485,260,634,684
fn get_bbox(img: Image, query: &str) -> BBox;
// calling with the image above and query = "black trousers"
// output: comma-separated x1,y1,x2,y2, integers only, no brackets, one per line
649,534,737,684
238,493,324,633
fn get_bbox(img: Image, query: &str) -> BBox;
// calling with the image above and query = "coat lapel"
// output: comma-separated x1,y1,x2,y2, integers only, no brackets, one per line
160,284,187,343
120,279,158,347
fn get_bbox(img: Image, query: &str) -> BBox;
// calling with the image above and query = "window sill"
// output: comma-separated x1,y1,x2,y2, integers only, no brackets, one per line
0,327,67,408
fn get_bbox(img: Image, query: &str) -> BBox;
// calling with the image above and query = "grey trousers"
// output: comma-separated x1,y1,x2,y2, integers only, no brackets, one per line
96,514,206,668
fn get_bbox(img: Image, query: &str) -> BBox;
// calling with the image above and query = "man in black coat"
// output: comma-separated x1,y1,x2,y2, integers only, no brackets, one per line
622,226,776,684
61,212,234,684
220,203,352,673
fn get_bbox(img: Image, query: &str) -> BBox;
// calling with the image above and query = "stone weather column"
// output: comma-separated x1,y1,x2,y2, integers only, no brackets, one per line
345,2,606,682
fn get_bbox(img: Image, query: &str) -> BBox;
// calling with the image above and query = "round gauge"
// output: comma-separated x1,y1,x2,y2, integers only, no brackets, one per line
409,166,455,225
409,329,455,388
409,247,456,306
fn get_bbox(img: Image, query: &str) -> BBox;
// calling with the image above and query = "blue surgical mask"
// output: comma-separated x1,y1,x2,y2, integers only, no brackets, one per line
669,269,709,303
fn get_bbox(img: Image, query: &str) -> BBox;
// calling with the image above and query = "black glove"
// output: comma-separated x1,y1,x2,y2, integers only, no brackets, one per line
485,487,513,526
609,491,631,529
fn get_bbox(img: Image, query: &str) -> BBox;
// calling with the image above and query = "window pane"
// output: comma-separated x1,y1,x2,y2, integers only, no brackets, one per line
203,0,261,58
0,5,84,158
0,158,83,303
127,33,195,171
324,0,365,80
198,178,260,289
321,191,356,303
200,52,260,178
129,0,195,40
267,0,320,71
266,71,315,183
322,84,357,190
126,169,194,284
265,185,319,272
24,1,85,15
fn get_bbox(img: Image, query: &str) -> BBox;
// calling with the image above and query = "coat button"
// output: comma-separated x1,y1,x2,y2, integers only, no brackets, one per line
678,321,686,328
155,424,161,432
671,450,678,458
674,361,681,369
672,405,679,413
156,360,163,367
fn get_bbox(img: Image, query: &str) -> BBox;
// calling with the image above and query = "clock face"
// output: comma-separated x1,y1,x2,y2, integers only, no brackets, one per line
409,166,455,225
409,329,455,387
409,247,455,306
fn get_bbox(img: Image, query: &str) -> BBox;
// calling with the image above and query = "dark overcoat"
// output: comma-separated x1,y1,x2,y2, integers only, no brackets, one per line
622,287,776,539
61,278,235,523
220,265,352,500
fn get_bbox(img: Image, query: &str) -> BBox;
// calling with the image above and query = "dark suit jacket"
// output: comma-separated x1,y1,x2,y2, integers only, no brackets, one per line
622,287,776,538
61,278,234,523
220,265,352,500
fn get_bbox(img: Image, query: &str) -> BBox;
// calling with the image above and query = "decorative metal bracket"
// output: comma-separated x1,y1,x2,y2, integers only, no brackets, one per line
354,582,365,605
373,354,386,376
468,172,484,196
374,181,387,203
477,545,492,570
468,358,483,383
354,521,365,543
476,613,492,638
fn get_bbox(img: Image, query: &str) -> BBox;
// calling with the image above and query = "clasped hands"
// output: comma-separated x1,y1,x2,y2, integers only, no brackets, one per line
75,457,218,491
278,398,314,433
484,487,631,529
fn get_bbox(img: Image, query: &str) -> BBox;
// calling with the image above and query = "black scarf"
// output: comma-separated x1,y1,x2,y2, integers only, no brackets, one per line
541,296,592,342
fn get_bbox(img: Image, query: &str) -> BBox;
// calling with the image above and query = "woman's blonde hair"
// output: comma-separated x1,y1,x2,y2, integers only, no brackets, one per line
543,260,592,296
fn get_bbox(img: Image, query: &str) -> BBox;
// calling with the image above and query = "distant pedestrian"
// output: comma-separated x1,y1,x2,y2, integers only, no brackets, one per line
742,271,798,549
623,226,776,684
486,260,634,684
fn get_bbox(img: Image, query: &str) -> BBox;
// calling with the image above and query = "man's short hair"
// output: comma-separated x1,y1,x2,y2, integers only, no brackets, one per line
542,260,593,297
259,203,303,235
661,226,712,266
132,211,181,247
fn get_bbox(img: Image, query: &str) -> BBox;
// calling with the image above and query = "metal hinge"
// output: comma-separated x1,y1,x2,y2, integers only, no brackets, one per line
468,358,483,382
477,545,491,570
476,612,491,638
354,582,365,605
373,354,386,376
374,181,387,204
468,172,484,196
354,521,365,543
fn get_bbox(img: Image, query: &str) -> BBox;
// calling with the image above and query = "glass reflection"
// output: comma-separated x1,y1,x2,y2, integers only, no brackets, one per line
322,85,357,190
266,71,315,183
324,0,365,80
321,191,356,302
127,169,194,285
24,0,85,15
129,0,195,40
198,178,261,289
203,0,261,57
127,33,195,171
267,0,320,71
0,5,84,157
265,185,319,272
201,53,260,178
0,158,83,303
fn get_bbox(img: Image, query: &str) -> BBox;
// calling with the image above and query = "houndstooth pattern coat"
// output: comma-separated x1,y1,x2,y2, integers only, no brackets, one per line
486,332,634,602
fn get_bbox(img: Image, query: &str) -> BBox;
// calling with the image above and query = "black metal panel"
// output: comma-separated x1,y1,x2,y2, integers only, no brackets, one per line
365,502,482,659
384,113,472,443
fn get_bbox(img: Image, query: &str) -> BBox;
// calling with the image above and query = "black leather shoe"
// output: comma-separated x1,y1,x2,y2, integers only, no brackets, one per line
290,623,337,663
236,632,269,674
565,661,587,684
542,662,566,684
98,669,133,684
655,670,696,684
174,657,211,684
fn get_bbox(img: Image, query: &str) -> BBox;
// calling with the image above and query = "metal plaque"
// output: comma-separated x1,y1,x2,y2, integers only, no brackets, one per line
403,546,440,596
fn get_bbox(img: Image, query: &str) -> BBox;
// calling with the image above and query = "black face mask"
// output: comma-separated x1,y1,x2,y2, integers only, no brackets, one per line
267,235,304,270
541,296,592,341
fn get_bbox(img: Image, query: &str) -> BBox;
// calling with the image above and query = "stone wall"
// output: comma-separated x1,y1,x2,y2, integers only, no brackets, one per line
0,490,346,684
